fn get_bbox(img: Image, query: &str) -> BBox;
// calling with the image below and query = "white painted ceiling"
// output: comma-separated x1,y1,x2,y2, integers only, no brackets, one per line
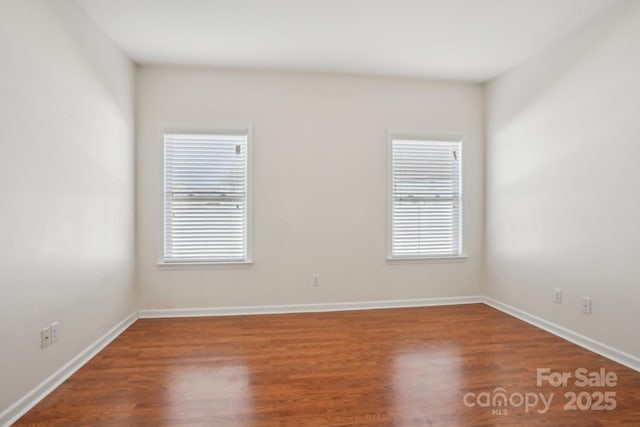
74,0,619,82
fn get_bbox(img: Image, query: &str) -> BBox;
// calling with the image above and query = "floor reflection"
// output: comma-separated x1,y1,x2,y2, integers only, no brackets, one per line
168,364,253,423
392,345,463,426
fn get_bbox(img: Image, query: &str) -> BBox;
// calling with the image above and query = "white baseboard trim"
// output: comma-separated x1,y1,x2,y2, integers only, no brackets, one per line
137,295,484,318
484,297,640,373
0,312,138,427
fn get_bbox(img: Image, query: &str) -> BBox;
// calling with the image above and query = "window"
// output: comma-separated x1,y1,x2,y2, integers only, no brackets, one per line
163,130,250,264
389,136,462,259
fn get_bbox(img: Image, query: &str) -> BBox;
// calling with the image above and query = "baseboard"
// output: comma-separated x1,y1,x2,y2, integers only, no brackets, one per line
483,297,640,372
0,312,138,427
137,295,484,318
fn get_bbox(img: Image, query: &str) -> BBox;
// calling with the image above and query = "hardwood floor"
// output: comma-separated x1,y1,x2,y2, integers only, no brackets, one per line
14,304,640,426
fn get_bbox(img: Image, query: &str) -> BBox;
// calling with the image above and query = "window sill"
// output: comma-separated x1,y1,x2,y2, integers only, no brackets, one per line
157,261,253,270
387,255,468,264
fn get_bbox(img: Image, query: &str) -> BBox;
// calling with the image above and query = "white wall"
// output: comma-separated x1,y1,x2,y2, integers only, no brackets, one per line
485,0,640,358
137,68,484,309
0,0,135,414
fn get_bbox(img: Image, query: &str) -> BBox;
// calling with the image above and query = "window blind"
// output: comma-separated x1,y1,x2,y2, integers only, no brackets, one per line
164,132,249,263
390,138,462,258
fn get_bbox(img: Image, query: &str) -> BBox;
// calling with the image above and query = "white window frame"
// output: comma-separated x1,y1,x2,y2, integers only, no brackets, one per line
387,131,465,262
159,125,253,267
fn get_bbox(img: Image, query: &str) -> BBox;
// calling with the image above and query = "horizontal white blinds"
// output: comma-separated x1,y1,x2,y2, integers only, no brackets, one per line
164,132,248,263
391,138,462,258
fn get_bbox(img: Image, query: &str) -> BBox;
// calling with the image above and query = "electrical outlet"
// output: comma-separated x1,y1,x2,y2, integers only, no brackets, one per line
312,273,320,286
553,288,562,304
51,321,59,343
41,327,51,348
582,297,592,315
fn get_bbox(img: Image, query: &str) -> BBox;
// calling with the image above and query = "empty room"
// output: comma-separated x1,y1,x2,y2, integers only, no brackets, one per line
1,0,639,425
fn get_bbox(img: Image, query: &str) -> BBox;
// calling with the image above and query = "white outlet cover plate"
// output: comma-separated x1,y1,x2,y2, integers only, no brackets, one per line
51,321,59,343
554,288,562,303
41,327,51,348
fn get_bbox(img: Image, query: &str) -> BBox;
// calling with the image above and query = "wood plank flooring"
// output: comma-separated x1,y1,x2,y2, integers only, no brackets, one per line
14,304,640,426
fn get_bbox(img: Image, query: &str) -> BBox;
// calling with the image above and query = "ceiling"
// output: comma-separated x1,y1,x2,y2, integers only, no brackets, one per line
74,0,619,82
